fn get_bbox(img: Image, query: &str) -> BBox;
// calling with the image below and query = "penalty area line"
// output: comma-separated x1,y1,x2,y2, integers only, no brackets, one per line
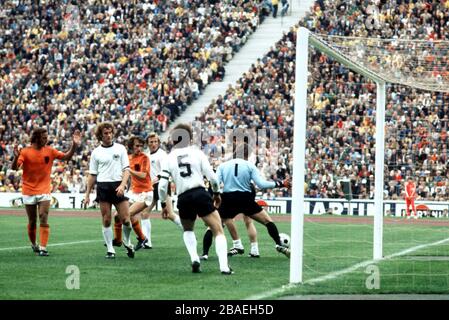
245,236,449,300
0,240,102,251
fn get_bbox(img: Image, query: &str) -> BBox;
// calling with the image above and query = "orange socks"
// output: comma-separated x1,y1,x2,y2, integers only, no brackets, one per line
114,219,145,242
114,221,123,243
39,224,50,248
27,224,37,245
132,221,146,241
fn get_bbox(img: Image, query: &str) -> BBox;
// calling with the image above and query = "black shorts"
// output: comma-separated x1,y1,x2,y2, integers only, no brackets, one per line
218,191,262,219
177,187,215,221
96,181,129,205
153,182,171,202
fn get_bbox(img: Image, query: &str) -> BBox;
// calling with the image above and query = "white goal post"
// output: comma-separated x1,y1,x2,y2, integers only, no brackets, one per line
290,27,388,283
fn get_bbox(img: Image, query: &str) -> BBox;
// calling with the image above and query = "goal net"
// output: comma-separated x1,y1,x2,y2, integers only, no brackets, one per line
290,27,449,293
316,34,449,93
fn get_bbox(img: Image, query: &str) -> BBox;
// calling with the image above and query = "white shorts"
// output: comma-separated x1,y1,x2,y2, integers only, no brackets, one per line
126,191,154,207
22,194,52,205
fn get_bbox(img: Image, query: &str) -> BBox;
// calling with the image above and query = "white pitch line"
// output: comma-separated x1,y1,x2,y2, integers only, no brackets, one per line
245,236,449,300
0,240,101,251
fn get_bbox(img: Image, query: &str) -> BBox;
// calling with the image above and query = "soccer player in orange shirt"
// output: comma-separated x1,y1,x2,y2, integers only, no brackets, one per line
11,127,81,256
110,136,151,250
145,132,183,245
112,136,182,250
404,177,418,219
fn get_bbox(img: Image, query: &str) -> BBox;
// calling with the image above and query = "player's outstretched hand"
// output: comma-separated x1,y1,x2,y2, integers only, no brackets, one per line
275,178,291,188
274,179,283,188
72,130,82,147
13,144,22,157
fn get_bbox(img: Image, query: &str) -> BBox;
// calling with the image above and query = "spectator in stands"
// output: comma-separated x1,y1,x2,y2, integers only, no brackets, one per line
271,0,279,18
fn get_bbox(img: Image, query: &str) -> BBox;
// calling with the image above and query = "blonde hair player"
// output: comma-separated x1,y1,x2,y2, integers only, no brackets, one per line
140,132,183,248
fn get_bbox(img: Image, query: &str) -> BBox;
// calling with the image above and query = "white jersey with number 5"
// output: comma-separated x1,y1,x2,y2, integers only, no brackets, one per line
159,146,219,199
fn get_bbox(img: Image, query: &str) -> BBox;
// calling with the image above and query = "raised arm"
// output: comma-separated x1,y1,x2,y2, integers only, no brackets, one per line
11,145,21,170
61,130,81,161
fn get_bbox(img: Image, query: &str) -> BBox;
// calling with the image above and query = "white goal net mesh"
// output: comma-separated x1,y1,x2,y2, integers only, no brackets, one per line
314,34,449,93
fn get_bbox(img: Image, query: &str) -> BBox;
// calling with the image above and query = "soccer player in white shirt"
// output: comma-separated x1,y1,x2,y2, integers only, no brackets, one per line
138,132,182,248
159,124,233,275
84,122,134,259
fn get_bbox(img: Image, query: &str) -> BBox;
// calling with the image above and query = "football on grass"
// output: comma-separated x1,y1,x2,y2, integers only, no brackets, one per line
279,233,290,248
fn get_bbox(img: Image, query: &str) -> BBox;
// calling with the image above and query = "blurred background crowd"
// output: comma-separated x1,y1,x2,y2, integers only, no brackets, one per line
2,0,449,202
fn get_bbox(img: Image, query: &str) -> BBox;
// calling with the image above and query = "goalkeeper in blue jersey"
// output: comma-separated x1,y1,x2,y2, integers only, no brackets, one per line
215,142,290,258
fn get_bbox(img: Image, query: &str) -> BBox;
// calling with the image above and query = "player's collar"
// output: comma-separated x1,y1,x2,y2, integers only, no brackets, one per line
150,147,159,155
101,142,114,148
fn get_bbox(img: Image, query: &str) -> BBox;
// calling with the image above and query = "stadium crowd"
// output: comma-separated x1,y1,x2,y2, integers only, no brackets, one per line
190,0,449,201
0,0,268,192
2,0,449,202
302,0,449,201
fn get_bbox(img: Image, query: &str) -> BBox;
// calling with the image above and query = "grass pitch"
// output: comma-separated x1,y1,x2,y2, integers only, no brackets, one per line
0,212,291,300
274,216,449,298
1,211,449,300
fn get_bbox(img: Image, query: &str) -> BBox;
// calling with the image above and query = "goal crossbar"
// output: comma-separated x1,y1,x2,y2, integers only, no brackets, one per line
309,32,388,85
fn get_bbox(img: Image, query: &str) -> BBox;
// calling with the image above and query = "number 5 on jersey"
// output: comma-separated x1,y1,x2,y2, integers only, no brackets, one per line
177,155,192,177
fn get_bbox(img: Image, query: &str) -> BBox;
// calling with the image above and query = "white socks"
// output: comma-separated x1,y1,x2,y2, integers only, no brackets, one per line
172,214,183,230
232,239,244,250
183,231,199,263
215,234,230,272
250,242,259,255
122,223,132,247
102,226,115,253
141,219,152,246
